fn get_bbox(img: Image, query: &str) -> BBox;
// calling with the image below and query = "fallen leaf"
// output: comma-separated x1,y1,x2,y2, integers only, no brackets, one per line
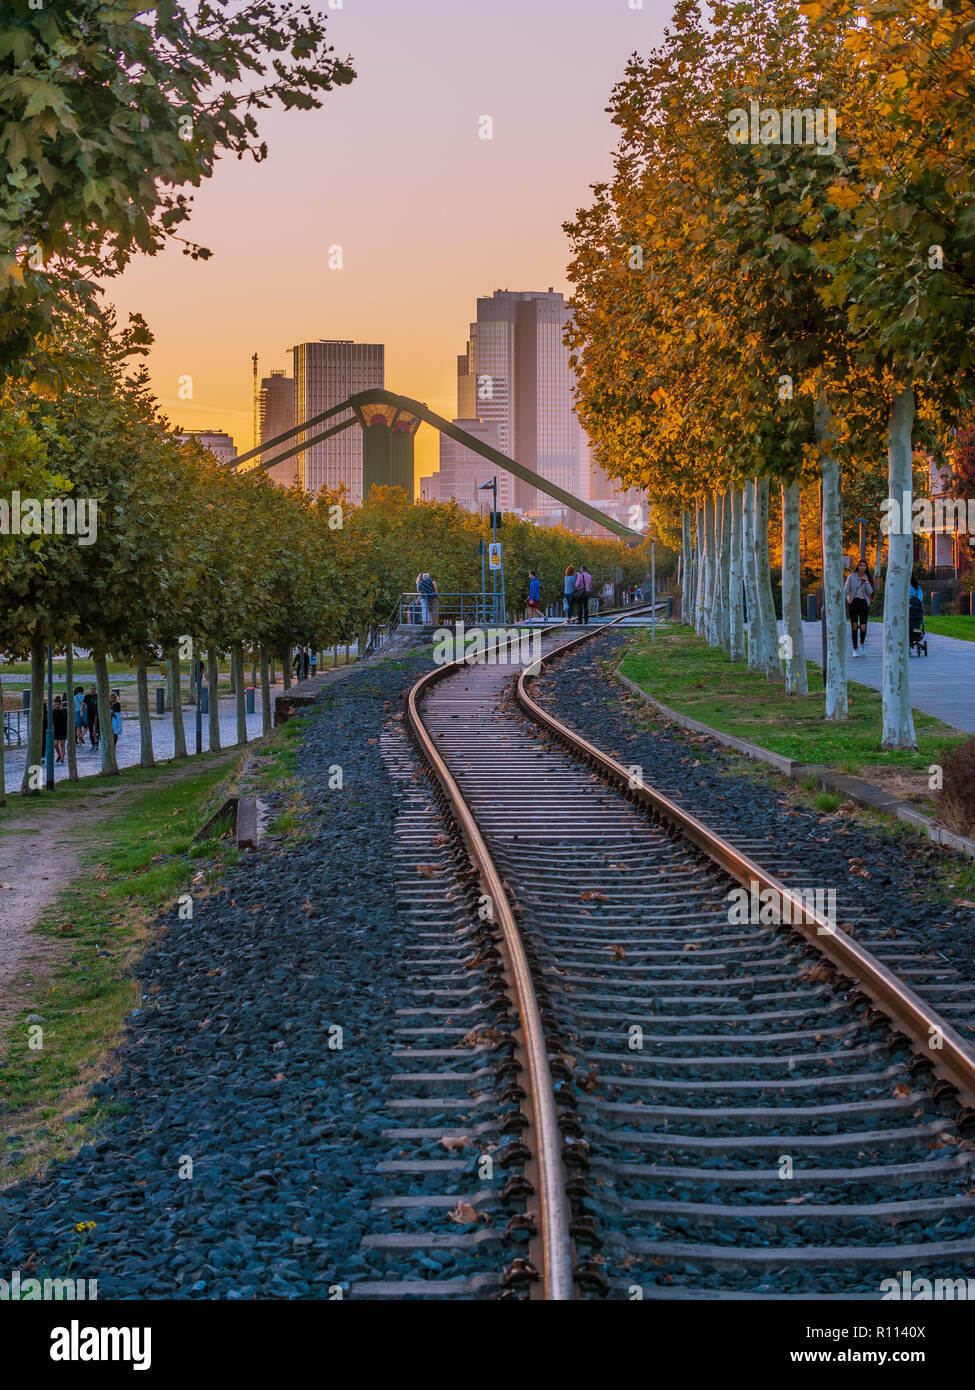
440,1135,472,1152
447,1202,488,1225
416,864,438,878
893,1083,910,1099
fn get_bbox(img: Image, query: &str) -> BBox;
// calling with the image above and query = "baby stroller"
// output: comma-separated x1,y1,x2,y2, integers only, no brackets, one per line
908,596,928,657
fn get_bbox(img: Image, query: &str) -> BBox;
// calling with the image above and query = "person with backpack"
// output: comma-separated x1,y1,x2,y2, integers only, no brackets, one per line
111,700,123,747
844,558,874,657
525,570,543,623
574,563,593,625
563,566,576,621
418,572,438,624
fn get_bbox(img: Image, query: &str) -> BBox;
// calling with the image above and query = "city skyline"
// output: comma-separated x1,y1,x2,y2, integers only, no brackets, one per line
104,0,673,486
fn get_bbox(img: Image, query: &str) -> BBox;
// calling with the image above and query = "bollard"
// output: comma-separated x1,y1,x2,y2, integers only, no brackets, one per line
805,594,817,623
245,686,255,715
200,688,209,714
155,687,165,714
931,590,940,616
666,597,673,618
22,689,30,710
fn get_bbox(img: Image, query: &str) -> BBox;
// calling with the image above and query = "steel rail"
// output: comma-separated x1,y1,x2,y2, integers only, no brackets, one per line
516,624,975,1112
406,647,575,1300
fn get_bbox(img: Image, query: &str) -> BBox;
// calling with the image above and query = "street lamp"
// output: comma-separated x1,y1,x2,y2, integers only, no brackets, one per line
478,478,505,622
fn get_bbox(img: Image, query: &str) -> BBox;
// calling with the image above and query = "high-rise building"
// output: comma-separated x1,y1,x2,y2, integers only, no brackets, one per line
257,370,296,486
438,419,500,513
457,290,582,513
292,340,384,500
419,474,439,502
177,430,237,466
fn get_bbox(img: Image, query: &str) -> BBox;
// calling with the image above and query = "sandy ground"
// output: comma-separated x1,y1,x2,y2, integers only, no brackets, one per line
0,799,89,1037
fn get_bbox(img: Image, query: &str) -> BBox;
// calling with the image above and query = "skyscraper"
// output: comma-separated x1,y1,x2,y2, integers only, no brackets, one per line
177,430,237,466
292,340,384,500
438,419,499,513
457,290,582,513
257,370,296,486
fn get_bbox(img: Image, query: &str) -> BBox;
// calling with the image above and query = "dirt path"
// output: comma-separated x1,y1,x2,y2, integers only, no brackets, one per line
0,752,241,1037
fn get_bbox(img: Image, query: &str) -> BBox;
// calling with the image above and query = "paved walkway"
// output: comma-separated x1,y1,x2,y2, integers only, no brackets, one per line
799,620,975,734
1,706,267,788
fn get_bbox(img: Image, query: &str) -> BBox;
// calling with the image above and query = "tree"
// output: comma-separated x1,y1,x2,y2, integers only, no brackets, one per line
0,0,355,371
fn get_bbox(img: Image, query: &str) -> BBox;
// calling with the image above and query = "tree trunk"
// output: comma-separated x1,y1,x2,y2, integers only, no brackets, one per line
882,380,917,749
816,394,848,720
259,644,272,736
207,648,221,753
753,477,783,681
167,647,187,758
136,650,154,768
250,649,257,688
782,479,808,695
94,652,119,776
705,493,719,646
282,645,292,692
717,491,732,653
695,504,707,634
729,489,745,661
65,645,79,782
742,479,761,670
21,631,45,794
680,512,693,623
233,643,247,747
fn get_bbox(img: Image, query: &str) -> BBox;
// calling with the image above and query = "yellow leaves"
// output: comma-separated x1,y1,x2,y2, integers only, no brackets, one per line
827,183,861,211
887,69,909,91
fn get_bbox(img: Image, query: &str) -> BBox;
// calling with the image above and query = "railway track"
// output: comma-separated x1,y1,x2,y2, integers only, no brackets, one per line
398,610,975,1300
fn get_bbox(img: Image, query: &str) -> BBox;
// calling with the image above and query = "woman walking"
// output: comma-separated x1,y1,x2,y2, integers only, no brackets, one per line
844,558,874,658
563,566,576,621
52,695,68,763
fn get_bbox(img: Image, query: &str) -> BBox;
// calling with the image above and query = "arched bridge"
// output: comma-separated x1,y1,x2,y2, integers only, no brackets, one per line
231,388,645,544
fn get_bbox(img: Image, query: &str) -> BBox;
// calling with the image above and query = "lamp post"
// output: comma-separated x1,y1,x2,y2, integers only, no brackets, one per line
478,478,503,622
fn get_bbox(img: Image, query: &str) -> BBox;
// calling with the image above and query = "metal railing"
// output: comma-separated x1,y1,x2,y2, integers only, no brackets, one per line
398,592,491,626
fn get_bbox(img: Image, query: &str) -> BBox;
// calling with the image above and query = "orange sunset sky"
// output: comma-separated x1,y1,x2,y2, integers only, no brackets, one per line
108,0,671,483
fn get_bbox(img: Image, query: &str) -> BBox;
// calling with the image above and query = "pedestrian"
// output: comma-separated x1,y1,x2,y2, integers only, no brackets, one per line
73,684,85,745
574,563,593,625
292,650,310,681
844,558,874,657
563,566,576,620
418,571,438,624
628,584,636,604
83,683,99,749
525,570,543,623
111,700,122,747
909,571,925,606
52,694,68,762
